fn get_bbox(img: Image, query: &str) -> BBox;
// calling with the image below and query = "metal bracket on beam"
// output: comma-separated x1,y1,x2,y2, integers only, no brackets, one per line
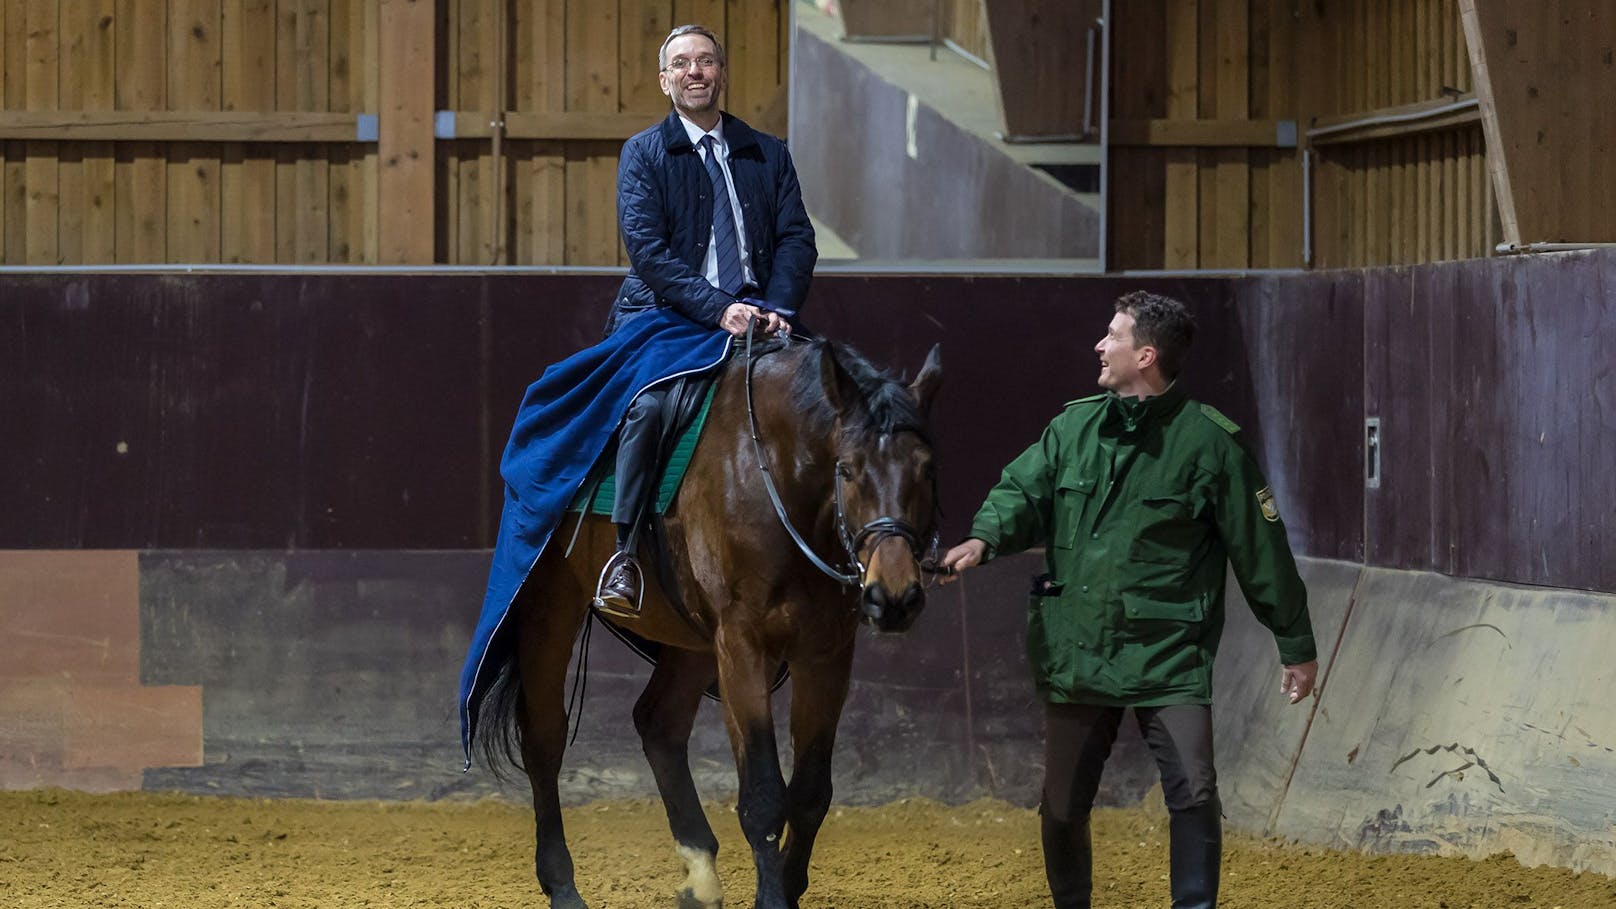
434,110,457,140
1275,120,1298,148
355,114,379,142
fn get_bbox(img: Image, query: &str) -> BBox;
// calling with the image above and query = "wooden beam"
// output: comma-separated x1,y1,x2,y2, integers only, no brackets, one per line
450,110,652,142
0,111,370,143
1110,118,1293,148
378,0,435,264
1458,0,1516,245
1308,93,1482,145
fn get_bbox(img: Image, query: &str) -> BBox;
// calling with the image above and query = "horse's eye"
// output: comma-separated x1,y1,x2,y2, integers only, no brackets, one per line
835,462,852,479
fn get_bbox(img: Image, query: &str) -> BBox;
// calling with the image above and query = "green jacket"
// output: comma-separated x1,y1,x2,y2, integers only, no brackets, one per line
967,384,1316,705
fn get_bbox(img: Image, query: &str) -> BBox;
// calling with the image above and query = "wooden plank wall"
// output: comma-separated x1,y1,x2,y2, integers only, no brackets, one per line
441,0,789,266
0,1,380,265
1304,0,1496,268
1459,0,1615,247
0,1,786,266
1108,0,1499,271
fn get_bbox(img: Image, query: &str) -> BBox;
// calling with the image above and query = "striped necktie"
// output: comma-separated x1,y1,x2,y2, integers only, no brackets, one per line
700,135,746,295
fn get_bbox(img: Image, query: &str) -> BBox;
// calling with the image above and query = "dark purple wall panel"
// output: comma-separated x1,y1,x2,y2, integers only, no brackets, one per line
1449,252,1614,590
5,272,1265,555
1226,272,1366,563
1359,250,1616,593
8,252,1612,589
1,274,619,550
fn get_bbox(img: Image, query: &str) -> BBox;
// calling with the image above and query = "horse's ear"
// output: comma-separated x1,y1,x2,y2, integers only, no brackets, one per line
909,343,943,416
819,342,861,415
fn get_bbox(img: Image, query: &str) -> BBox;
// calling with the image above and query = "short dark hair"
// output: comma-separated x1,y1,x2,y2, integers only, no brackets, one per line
659,25,726,70
1115,291,1195,379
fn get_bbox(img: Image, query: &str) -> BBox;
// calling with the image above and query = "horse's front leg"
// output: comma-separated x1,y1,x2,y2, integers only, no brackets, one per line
715,623,790,909
781,641,855,909
632,645,724,909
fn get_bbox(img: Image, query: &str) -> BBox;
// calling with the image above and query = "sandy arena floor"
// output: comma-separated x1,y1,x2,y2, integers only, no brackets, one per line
2,789,1613,908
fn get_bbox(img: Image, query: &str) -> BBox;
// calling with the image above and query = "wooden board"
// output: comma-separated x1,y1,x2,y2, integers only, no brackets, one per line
115,0,168,263
1162,0,1198,268
378,0,433,262
221,0,278,263
167,0,223,263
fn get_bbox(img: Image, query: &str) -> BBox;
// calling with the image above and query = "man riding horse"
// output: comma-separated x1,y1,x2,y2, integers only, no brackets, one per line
460,29,951,909
595,23,816,618
460,21,814,767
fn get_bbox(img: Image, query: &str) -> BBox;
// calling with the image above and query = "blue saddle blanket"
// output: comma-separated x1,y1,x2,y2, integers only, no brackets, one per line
459,309,732,763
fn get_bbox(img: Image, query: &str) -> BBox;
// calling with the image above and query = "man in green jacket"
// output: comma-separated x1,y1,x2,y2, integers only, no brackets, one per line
940,290,1318,909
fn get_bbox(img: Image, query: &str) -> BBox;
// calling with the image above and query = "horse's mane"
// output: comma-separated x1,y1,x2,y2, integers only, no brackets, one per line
755,336,929,445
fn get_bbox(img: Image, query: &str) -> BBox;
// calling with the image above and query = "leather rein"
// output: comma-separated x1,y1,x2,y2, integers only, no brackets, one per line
742,329,937,591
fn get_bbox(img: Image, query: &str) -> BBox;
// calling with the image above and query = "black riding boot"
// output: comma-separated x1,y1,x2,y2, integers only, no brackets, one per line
1040,811,1093,909
1167,801,1222,909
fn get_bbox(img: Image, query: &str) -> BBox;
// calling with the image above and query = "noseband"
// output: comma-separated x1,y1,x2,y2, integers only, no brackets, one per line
744,331,935,591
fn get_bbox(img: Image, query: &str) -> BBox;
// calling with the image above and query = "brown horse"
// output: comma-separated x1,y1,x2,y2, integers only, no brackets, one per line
474,335,942,909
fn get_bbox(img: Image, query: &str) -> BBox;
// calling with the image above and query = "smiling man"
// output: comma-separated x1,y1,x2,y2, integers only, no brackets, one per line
940,291,1319,909
594,24,817,616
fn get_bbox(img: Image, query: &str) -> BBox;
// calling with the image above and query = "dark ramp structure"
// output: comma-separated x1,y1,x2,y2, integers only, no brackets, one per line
2,251,1614,874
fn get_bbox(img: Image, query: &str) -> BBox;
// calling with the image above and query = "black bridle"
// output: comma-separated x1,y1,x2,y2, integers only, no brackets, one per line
743,330,938,591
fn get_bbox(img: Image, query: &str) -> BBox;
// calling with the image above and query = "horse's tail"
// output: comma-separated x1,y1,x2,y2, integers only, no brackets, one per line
471,647,529,784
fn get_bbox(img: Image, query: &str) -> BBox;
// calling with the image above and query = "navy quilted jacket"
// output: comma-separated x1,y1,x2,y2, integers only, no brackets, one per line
607,110,817,335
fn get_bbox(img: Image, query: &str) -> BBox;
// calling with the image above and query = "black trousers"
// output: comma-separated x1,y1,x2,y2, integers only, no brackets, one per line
610,385,671,535
1040,703,1222,909
609,372,715,548
1042,703,1218,821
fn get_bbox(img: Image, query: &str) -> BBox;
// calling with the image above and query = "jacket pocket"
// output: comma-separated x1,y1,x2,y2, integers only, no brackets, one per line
1026,590,1076,695
1053,470,1098,549
1129,492,1207,565
1116,592,1209,697
1120,591,1206,623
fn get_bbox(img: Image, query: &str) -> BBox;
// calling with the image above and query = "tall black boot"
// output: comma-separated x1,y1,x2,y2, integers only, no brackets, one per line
1167,800,1221,909
1040,811,1093,909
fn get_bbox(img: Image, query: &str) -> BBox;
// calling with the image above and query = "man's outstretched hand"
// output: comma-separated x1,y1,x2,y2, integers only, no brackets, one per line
937,539,988,585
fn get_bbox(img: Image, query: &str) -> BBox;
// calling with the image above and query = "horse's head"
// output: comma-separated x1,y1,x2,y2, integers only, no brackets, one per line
817,342,943,633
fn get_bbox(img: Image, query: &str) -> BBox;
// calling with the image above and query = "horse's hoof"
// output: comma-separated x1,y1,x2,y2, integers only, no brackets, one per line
548,889,588,909
678,888,721,909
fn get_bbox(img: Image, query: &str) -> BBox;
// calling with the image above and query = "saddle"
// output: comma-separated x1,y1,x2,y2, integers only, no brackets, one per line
568,376,718,518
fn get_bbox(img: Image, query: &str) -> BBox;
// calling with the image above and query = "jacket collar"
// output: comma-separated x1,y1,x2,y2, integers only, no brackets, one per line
659,109,760,155
1103,381,1187,433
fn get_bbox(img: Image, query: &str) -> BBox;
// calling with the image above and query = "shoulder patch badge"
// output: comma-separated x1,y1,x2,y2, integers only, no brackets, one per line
1199,403,1241,434
1255,486,1280,523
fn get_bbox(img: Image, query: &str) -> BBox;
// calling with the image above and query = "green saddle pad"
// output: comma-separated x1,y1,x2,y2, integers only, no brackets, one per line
569,381,718,516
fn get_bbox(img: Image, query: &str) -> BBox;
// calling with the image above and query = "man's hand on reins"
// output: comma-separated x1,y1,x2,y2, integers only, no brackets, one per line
722,301,790,337
937,539,987,585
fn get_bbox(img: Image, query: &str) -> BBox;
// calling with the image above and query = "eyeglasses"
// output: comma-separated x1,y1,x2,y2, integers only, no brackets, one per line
663,55,720,73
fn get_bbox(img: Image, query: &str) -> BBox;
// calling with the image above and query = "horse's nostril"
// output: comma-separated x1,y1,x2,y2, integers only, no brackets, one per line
860,584,886,621
898,582,925,616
